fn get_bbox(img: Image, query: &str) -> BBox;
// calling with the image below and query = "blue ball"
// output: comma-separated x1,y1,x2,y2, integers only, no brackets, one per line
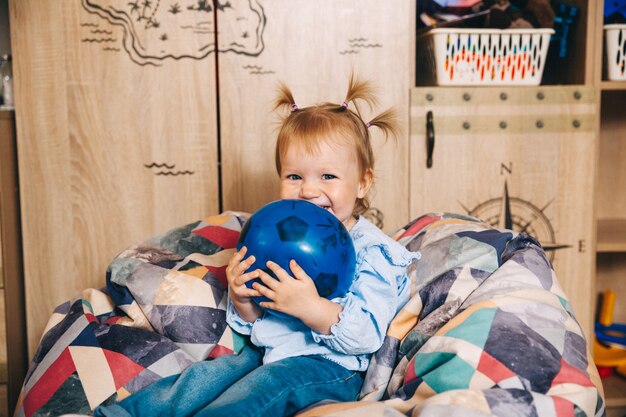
237,199,356,315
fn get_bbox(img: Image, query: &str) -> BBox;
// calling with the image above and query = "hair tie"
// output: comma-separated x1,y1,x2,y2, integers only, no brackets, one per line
291,103,298,112
365,122,371,129
341,101,349,108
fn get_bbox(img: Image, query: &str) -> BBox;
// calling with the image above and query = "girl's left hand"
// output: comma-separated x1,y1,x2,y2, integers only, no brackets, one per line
254,260,321,319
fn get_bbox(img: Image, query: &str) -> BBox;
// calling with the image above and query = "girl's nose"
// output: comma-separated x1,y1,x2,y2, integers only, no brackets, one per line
299,181,320,199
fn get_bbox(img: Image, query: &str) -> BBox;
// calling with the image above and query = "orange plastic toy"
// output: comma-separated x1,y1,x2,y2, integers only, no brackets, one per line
594,290,626,377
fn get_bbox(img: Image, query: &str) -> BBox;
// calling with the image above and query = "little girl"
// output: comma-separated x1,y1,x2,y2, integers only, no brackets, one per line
90,75,419,417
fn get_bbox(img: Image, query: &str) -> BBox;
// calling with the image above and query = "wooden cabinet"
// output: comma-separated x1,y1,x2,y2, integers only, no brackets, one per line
596,91,626,332
596,91,626,325
9,0,416,360
407,0,626,406
409,86,597,336
10,0,221,356
0,110,26,417
593,0,626,410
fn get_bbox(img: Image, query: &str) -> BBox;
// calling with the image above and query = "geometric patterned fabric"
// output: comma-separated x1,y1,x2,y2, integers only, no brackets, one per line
15,213,249,417
15,212,605,417
302,212,605,417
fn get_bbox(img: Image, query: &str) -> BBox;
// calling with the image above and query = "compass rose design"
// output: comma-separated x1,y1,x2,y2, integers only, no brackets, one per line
460,181,571,261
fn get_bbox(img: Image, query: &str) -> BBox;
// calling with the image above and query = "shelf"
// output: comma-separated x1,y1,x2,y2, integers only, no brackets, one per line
601,81,626,91
604,374,626,408
597,219,626,253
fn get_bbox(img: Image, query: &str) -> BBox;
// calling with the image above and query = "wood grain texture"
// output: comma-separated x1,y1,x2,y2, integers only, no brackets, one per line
410,86,597,337
218,0,414,233
597,219,626,252
11,0,220,355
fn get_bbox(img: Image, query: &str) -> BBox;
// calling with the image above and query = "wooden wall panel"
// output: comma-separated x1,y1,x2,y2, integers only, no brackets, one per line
410,86,597,336
11,0,220,355
218,1,414,233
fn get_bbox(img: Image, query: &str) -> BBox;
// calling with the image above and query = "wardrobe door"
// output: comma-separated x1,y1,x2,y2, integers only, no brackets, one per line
11,0,220,354
218,0,414,233
409,86,597,336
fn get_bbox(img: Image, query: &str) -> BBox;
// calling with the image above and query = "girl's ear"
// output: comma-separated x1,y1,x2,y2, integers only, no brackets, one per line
357,168,373,199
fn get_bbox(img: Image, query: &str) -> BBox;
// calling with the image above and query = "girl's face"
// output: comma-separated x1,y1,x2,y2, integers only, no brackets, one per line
279,138,372,231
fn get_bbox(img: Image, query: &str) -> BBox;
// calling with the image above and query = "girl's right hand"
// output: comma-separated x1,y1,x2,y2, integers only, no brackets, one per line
226,246,262,304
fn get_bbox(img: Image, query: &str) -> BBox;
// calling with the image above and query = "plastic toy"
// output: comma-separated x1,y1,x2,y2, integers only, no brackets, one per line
553,2,578,58
594,289,626,377
605,0,626,20
595,290,626,346
237,199,356,315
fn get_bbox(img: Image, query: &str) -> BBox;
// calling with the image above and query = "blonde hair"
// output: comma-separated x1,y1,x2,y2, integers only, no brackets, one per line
273,74,399,216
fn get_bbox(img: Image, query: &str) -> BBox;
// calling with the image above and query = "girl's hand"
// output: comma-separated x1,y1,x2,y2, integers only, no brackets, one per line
226,246,263,322
226,247,259,302
254,260,319,317
255,260,342,333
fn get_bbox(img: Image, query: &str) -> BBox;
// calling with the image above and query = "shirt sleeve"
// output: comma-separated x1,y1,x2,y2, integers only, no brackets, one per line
310,245,402,355
226,295,254,335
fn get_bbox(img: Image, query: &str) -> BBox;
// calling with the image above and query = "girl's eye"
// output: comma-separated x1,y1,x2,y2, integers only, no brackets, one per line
322,174,336,180
286,174,301,180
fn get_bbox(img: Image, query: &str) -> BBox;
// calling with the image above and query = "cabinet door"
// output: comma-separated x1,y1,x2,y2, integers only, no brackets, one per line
409,86,597,335
218,0,414,233
11,0,220,354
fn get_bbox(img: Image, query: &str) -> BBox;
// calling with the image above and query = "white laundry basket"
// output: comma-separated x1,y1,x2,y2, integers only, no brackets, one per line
604,24,626,81
416,28,554,85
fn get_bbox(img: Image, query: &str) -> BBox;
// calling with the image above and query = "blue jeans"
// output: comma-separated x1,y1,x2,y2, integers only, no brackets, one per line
93,344,363,417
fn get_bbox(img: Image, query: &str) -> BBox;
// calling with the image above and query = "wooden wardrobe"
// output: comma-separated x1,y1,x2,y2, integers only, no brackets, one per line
11,0,415,357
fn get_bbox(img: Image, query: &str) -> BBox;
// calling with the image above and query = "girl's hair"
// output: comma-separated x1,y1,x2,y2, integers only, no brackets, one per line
273,74,399,216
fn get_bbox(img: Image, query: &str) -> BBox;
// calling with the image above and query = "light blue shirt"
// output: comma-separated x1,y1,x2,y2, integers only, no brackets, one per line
227,216,420,371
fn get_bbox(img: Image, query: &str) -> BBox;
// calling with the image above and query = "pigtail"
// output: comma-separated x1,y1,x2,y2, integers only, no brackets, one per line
340,73,399,141
274,82,298,114
342,73,378,116
367,107,400,141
